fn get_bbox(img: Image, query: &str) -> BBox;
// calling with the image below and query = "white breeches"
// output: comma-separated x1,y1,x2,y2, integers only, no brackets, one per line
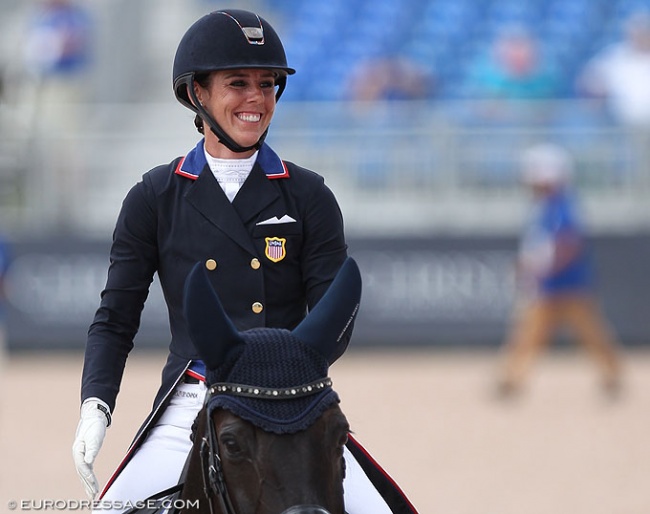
96,381,392,514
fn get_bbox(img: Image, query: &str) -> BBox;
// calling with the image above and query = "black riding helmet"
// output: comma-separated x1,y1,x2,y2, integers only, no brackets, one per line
173,10,296,153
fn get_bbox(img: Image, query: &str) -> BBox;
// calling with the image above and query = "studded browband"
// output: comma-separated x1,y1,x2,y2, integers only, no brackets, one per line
209,378,333,400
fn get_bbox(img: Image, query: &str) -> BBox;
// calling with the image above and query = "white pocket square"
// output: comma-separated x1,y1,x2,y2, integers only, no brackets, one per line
256,215,297,225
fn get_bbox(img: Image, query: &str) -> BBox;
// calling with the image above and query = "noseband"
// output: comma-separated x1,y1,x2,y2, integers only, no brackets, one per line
200,378,335,514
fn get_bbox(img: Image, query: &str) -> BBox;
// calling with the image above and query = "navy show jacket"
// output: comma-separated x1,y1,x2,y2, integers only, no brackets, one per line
81,140,348,424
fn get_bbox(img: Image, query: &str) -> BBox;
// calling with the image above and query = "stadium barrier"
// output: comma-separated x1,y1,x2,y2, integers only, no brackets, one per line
4,234,649,351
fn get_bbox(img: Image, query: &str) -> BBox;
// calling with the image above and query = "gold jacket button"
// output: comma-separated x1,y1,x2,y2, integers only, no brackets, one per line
250,258,261,270
252,302,264,314
205,259,217,271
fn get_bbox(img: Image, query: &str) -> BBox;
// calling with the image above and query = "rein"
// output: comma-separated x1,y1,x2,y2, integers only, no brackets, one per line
200,377,333,514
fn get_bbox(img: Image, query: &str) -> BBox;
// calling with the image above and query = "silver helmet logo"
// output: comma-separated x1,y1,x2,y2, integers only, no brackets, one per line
220,12,265,45
242,26,264,44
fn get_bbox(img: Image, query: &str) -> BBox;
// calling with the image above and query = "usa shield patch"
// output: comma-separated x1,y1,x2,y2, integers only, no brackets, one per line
264,237,286,262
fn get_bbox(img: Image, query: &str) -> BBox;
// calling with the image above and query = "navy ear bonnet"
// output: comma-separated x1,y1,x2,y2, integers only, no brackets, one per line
183,258,361,434
206,330,339,434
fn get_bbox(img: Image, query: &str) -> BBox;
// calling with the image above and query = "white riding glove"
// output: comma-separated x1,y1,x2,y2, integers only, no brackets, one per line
72,398,111,500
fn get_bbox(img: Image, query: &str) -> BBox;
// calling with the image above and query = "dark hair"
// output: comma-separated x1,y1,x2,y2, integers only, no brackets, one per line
192,72,211,134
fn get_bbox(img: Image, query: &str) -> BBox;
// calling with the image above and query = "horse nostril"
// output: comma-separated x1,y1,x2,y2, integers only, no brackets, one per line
280,506,331,514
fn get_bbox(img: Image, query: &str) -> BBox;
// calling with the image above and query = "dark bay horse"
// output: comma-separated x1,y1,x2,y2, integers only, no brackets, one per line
177,258,362,514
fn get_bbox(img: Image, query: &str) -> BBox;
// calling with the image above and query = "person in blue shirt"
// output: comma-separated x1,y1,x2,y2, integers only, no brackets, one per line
24,0,92,79
463,25,560,101
497,143,623,397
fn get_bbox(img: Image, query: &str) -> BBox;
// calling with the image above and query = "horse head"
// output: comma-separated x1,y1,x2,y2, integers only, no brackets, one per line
180,258,362,514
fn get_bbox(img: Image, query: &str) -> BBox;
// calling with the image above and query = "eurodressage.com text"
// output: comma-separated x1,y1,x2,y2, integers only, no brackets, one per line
7,498,200,511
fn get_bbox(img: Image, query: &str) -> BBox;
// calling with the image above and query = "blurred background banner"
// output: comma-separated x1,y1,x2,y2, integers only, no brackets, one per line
4,234,649,350
1,0,650,351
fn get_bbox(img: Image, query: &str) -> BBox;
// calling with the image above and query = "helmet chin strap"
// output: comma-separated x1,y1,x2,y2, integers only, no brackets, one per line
187,77,267,154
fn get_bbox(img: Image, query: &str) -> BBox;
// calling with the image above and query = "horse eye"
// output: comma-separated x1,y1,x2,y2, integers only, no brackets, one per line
221,436,243,457
335,432,349,455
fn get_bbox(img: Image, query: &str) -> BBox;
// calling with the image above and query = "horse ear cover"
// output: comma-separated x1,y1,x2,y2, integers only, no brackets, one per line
183,257,361,367
183,257,362,433
292,257,361,364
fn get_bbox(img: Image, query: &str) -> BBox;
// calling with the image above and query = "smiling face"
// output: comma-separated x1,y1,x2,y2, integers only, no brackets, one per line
193,68,280,158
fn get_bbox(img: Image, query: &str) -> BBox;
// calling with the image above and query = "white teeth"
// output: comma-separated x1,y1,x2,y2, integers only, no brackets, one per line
237,113,261,122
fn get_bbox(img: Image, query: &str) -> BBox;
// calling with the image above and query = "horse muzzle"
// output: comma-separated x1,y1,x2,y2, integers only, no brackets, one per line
280,506,331,514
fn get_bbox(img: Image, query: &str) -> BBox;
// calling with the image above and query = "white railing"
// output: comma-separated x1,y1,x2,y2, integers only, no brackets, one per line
1,100,649,237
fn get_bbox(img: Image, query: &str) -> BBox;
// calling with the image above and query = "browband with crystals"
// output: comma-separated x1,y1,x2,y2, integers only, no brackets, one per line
209,378,333,400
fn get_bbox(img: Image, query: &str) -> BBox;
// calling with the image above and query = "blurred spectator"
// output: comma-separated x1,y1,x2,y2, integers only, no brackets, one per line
22,0,93,123
20,0,94,229
454,26,562,185
348,55,434,102
463,25,560,100
346,55,434,187
23,0,93,84
0,0,93,106
577,10,650,128
497,143,623,398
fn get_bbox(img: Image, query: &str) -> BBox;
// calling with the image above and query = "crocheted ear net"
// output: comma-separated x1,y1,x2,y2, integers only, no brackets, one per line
206,328,339,434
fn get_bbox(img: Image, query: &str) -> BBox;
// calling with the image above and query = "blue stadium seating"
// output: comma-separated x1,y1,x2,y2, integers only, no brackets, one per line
266,0,649,101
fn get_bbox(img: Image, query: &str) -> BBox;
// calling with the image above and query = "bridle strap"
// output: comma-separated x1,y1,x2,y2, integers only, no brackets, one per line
209,378,333,400
201,410,237,514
